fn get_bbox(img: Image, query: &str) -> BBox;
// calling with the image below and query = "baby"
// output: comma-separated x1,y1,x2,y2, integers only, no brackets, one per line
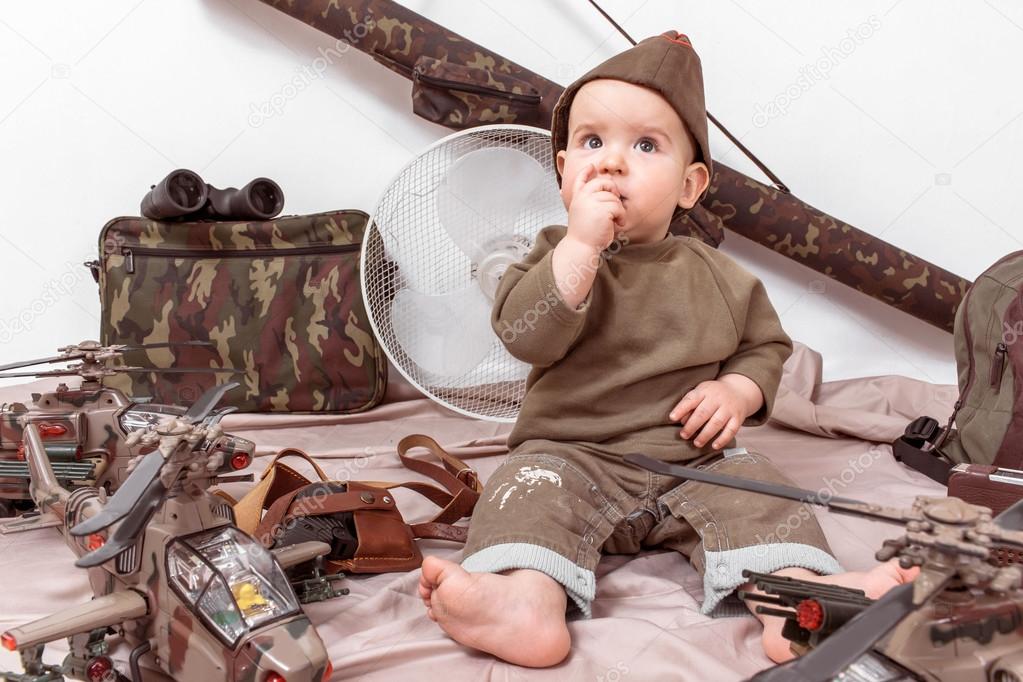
420,31,915,668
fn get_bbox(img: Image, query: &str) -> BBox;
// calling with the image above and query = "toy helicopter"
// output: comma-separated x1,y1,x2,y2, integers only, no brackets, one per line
0,340,253,522
623,453,1023,682
1,382,335,682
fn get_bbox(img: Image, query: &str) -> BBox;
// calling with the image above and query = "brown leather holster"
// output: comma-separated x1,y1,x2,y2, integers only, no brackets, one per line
233,434,482,573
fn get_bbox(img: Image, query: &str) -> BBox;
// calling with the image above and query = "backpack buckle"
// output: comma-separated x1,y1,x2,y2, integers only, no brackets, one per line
903,416,940,447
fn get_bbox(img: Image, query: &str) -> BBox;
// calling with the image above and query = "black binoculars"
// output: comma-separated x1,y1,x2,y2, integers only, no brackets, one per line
141,168,285,221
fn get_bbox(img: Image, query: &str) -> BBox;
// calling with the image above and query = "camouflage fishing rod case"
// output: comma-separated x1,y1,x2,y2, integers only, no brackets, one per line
91,210,387,413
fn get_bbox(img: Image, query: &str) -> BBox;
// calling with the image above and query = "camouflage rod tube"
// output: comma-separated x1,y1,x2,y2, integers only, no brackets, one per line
261,0,967,332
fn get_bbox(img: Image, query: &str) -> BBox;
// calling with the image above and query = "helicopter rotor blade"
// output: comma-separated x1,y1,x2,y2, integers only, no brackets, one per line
183,381,239,423
624,453,864,506
118,341,214,352
114,366,244,375
994,497,1023,532
0,370,83,379
69,449,166,537
0,353,86,373
623,453,913,526
74,459,183,569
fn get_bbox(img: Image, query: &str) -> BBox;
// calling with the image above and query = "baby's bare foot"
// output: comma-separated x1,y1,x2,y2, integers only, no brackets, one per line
418,556,571,667
749,559,919,663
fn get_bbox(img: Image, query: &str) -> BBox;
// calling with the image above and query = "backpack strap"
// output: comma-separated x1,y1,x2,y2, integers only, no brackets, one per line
892,416,954,485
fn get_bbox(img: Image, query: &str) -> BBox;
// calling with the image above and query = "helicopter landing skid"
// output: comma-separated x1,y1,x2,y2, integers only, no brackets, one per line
0,511,62,536
0,645,64,682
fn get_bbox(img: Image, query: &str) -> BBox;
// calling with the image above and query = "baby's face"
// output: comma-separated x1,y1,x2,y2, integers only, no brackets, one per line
556,79,709,244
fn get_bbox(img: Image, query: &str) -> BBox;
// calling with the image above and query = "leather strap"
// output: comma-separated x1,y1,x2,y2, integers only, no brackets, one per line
234,448,328,534
394,434,482,526
235,435,481,543
254,484,397,544
411,522,468,543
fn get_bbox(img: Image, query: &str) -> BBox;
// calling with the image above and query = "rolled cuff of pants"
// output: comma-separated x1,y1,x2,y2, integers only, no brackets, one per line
461,542,597,617
701,542,844,616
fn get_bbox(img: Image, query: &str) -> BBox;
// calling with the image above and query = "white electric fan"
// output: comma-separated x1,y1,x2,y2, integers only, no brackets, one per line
361,124,567,422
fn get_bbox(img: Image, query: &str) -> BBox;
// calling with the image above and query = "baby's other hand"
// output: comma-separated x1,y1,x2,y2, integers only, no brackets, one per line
668,378,757,449
563,163,624,252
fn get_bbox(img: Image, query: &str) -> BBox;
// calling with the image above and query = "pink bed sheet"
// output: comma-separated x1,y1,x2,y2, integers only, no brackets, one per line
0,342,954,681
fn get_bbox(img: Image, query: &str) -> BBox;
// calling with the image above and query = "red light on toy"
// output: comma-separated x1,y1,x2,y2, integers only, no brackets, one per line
322,661,333,681
266,673,287,682
38,423,68,438
1,632,16,651
87,534,106,552
795,599,824,631
231,453,251,471
86,655,114,682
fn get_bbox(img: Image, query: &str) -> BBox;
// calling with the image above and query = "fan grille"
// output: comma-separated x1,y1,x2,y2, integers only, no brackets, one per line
362,126,566,422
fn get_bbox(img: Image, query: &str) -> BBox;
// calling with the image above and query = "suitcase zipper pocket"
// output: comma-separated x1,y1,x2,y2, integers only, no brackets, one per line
120,243,360,274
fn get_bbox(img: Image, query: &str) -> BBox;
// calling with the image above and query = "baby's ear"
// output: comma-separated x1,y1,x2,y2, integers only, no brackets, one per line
678,161,710,210
556,150,567,177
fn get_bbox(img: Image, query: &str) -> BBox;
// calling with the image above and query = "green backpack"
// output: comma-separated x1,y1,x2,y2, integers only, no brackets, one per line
894,251,1023,482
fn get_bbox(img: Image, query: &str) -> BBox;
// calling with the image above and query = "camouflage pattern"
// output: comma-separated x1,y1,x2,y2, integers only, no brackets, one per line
411,55,544,129
704,163,968,333
0,361,254,510
260,0,969,332
937,251,1023,467
96,210,387,412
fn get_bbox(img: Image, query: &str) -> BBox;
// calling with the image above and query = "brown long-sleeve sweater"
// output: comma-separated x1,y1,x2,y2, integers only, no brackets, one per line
492,225,794,463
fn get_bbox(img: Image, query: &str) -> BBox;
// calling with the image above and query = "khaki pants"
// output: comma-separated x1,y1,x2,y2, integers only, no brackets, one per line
461,447,841,617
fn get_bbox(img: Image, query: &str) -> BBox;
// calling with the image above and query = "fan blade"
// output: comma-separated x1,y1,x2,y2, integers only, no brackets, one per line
391,286,494,378
995,497,1023,531
0,353,85,372
183,381,239,423
436,147,546,263
70,449,166,537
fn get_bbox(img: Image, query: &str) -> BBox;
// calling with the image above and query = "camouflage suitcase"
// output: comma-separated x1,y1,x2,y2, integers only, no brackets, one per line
91,210,387,413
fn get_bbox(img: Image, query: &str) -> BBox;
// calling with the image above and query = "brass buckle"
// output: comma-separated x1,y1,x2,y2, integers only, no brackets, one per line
456,467,480,491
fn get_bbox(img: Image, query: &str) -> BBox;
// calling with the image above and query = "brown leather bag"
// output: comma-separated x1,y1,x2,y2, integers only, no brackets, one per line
233,434,482,573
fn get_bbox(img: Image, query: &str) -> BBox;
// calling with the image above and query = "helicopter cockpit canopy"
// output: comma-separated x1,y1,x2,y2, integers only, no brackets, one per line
167,526,301,648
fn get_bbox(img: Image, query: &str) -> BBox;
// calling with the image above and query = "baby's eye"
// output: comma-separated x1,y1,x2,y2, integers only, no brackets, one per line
583,135,602,149
636,138,657,153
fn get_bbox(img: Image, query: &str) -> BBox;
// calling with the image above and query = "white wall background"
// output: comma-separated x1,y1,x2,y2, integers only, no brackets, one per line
2,0,1020,389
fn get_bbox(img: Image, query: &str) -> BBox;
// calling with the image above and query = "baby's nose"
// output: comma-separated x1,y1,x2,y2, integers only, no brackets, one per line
598,149,626,175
